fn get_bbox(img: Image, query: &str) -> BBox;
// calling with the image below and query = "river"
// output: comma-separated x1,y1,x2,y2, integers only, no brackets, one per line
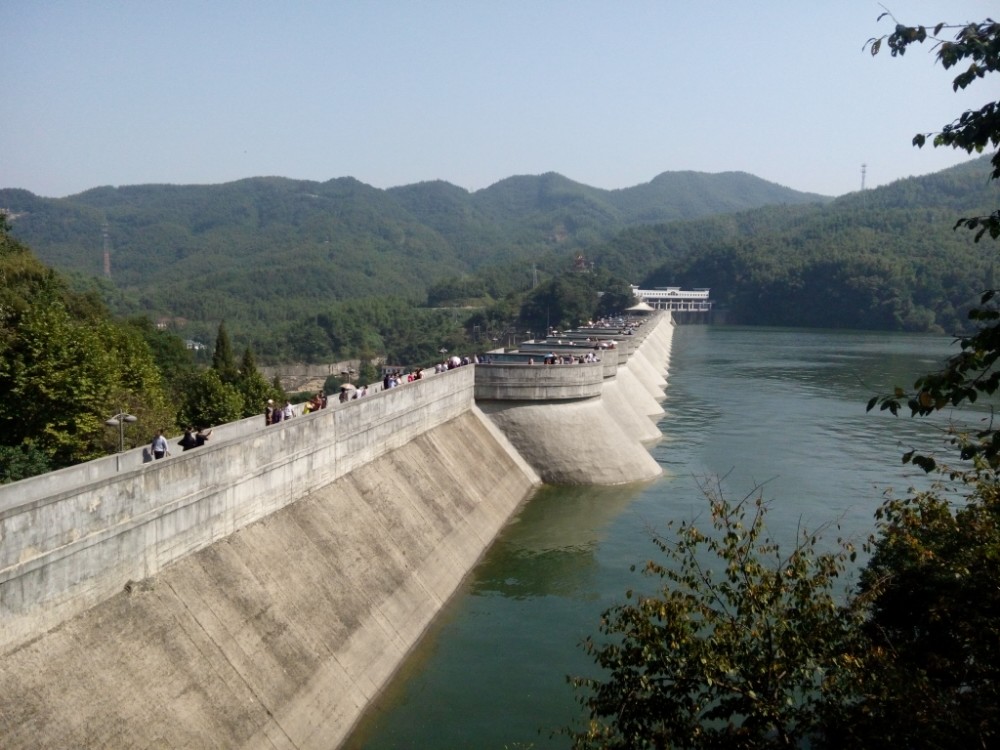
346,324,961,749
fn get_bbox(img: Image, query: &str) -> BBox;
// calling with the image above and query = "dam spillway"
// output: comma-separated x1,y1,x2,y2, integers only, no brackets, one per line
473,355,662,485
0,312,674,748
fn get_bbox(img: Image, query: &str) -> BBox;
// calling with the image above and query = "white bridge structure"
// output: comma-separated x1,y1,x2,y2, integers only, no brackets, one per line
631,285,712,312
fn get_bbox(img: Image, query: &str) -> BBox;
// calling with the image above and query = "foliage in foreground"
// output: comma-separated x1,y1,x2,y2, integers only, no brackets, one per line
568,467,1000,749
0,217,284,479
566,486,864,749
868,14,1000,465
837,463,1000,748
0,217,176,467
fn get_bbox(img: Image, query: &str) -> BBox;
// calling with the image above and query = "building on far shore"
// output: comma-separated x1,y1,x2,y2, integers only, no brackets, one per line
631,285,712,313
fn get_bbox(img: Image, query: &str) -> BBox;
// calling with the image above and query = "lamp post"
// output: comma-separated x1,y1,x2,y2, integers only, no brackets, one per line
105,411,138,453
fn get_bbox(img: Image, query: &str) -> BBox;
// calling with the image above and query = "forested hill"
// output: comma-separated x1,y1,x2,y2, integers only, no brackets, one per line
2,159,995,346
595,156,999,334
0,170,824,320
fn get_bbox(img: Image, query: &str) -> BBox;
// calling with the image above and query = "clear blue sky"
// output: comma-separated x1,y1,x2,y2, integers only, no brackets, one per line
1,1,992,199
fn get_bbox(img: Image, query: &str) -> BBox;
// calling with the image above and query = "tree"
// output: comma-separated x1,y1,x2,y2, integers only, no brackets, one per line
854,13,1000,746
520,274,600,332
867,16,1000,241
867,16,1000,465
176,368,244,429
596,278,638,319
357,353,379,387
567,484,864,749
0,294,174,468
211,320,238,383
235,346,276,417
126,315,196,387
0,444,52,484
0,219,178,474
833,465,1000,748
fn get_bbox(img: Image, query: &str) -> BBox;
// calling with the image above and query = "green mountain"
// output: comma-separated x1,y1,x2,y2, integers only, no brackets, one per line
0,170,826,334
593,157,999,333
3,158,997,365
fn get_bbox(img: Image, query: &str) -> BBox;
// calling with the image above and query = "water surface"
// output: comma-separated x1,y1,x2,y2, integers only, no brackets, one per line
347,325,960,749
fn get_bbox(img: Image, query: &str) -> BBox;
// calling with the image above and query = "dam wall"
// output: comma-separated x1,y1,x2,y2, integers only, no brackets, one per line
0,407,540,749
0,367,493,656
0,312,674,748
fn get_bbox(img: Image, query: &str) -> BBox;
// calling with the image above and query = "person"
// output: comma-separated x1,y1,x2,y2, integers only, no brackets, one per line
151,430,170,460
272,404,283,424
282,400,294,420
194,427,212,447
179,427,197,451
265,399,275,426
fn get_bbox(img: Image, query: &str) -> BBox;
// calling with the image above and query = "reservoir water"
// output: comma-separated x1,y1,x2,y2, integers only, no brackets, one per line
347,324,961,749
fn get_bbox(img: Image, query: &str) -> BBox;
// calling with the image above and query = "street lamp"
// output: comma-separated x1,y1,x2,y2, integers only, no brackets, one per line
105,411,138,453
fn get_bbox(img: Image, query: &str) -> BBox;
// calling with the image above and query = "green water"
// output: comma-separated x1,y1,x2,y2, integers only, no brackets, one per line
346,325,960,749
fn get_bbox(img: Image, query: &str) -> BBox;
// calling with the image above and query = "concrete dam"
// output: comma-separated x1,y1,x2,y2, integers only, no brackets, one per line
0,312,675,748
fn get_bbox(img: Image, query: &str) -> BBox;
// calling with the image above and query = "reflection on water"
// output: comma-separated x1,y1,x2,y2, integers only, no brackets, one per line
347,325,974,749
346,483,650,750
471,485,646,601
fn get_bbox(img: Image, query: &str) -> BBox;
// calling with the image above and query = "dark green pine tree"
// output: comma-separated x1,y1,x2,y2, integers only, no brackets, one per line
211,321,238,384
236,346,275,417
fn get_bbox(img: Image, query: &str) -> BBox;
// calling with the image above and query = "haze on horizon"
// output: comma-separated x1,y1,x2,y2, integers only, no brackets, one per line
0,1,991,200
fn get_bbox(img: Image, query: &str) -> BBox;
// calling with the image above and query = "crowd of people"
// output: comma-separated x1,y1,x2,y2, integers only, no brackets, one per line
583,316,640,334
264,393,336,424
339,384,369,402
264,398,299,425
530,351,600,365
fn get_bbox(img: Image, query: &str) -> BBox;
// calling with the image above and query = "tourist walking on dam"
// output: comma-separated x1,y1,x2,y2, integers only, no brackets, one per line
179,427,197,452
151,430,169,460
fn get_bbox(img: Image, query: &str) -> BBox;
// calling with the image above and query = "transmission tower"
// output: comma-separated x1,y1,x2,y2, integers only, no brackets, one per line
102,223,111,278
861,163,867,191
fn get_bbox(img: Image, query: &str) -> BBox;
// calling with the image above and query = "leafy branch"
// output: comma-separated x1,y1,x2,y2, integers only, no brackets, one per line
867,13,1000,241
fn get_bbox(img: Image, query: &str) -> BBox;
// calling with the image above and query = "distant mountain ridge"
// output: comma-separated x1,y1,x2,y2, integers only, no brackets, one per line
2,169,827,266
593,156,998,334
0,169,827,338
1,158,995,354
